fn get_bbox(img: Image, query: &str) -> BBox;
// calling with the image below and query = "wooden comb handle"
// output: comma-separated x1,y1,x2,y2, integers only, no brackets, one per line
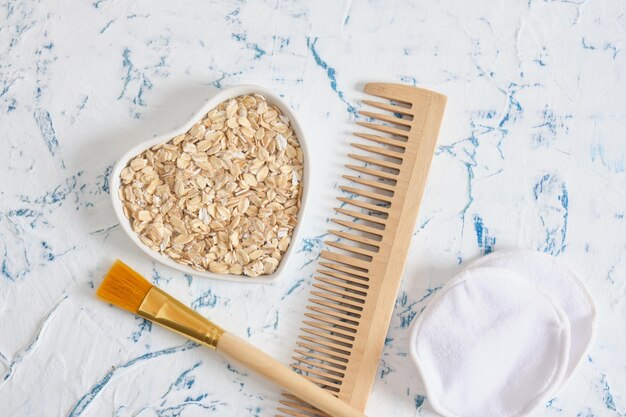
217,332,366,417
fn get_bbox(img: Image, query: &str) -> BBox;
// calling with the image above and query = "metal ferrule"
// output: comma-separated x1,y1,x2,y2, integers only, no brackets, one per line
137,287,224,349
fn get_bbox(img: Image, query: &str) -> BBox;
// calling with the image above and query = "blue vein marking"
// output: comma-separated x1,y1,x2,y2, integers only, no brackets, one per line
417,286,442,303
581,38,620,59
129,317,152,342
40,240,76,262
298,236,325,254
97,164,113,194
160,361,201,401
297,234,328,269
68,341,199,417
545,397,563,411
190,288,226,310
0,296,67,386
152,267,172,285
226,363,248,376
306,37,358,119
100,19,114,33
89,224,119,237
379,358,392,379
413,217,432,236
1,243,30,281
532,106,572,147
396,291,419,328
395,287,441,328
34,109,59,156
473,215,496,254
119,47,136,100
184,274,193,286
591,142,625,173
7,207,42,228
21,171,86,208
262,310,279,330
599,373,620,413
116,399,223,417
587,356,626,415
247,405,263,417
225,7,240,24
436,135,479,238
118,47,155,112
533,174,568,255
230,33,266,60
282,278,305,299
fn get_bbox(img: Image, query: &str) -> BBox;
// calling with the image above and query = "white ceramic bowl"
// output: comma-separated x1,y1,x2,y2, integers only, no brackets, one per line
110,85,310,283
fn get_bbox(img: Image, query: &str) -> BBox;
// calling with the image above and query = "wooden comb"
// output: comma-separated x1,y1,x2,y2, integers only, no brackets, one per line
277,83,446,416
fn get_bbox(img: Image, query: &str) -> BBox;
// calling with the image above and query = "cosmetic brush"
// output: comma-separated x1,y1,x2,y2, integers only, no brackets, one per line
96,260,366,417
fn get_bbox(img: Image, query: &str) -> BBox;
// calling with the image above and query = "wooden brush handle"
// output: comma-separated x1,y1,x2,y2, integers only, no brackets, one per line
216,332,366,417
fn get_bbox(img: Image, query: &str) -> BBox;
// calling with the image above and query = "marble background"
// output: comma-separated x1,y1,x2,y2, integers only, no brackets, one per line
1,1,624,416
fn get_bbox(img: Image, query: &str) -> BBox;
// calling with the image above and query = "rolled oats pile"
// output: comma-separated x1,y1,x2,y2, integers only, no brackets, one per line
118,94,303,277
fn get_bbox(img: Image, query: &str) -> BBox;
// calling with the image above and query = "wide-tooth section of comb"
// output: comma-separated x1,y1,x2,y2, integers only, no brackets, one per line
361,99,413,116
353,132,407,148
345,164,398,181
350,143,404,160
279,83,446,415
341,175,395,192
359,110,412,127
334,207,386,225
355,121,410,138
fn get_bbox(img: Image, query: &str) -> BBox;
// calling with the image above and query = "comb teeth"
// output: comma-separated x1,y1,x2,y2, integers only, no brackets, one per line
342,175,395,192
316,272,368,289
336,196,389,215
355,121,410,138
296,341,351,361
280,83,445,415
353,131,406,148
350,143,404,159
312,283,367,303
345,164,397,181
318,260,370,279
339,185,392,204
332,209,385,229
361,99,413,116
304,311,359,331
294,355,346,375
294,349,348,367
319,250,370,271
359,110,412,127
328,229,380,248
348,153,400,171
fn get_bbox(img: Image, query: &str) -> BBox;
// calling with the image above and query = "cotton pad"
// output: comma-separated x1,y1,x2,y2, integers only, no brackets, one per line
467,249,596,381
410,267,571,417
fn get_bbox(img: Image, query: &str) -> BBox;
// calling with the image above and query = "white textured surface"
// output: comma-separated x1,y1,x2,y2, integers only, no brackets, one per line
0,1,625,416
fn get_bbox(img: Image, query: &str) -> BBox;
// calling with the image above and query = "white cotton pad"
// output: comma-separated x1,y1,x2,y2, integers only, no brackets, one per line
410,267,571,417
467,249,596,381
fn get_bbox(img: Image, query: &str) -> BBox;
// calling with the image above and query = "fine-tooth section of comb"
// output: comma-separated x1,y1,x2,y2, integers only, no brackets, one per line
279,83,446,415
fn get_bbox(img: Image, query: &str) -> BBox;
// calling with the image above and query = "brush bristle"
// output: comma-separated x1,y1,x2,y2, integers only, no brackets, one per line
97,260,153,314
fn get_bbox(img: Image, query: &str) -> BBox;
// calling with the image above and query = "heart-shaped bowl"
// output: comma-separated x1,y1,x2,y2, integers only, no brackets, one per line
110,85,310,283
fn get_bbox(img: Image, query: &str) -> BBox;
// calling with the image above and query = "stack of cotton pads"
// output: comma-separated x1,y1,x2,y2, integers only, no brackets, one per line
410,250,596,417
